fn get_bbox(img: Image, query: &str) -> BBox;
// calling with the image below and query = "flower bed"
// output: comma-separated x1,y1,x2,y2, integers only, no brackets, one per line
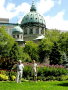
0,64,68,81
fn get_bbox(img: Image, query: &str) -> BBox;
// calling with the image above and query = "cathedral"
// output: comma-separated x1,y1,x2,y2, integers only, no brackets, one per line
0,2,46,45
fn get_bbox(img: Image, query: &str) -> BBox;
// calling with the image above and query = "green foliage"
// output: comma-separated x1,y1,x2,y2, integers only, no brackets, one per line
1,42,24,69
49,42,62,65
37,76,45,81
0,64,68,81
10,75,16,81
61,52,68,66
21,53,32,62
9,71,16,76
9,42,20,61
21,78,29,82
0,74,8,81
37,65,68,77
9,42,26,63
0,70,7,75
24,41,39,61
45,29,61,42
37,75,68,81
56,75,68,81
38,29,61,62
23,65,32,79
0,70,16,81
45,76,56,81
9,70,16,80
38,38,53,62
59,32,68,56
0,26,14,58
0,26,15,69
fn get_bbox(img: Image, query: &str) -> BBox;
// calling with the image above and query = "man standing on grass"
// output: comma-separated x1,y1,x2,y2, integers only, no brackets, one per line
32,60,37,81
15,60,24,83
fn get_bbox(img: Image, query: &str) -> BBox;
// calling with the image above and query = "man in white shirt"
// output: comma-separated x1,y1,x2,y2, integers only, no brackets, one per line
16,60,24,83
32,60,37,81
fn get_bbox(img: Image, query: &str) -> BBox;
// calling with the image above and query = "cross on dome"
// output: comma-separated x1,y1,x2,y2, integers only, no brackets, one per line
30,0,36,12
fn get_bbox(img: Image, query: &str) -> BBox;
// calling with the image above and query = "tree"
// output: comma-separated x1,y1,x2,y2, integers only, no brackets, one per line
45,29,61,43
21,52,31,62
61,52,68,66
38,38,53,62
9,42,21,61
5,42,24,69
59,32,68,56
0,26,15,69
49,42,62,65
24,41,39,61
0,26,14,58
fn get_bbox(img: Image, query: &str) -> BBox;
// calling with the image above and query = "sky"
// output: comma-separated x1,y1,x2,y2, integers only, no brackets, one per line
0,0,68,31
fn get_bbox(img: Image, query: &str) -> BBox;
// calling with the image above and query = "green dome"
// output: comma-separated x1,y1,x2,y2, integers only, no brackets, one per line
21,2,45,26
21,12,45,25
12,26,23,34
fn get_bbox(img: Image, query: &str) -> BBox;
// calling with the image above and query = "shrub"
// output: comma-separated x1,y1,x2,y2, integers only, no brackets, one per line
22,53,32,62
23,65,32,79
37,67,44,77
37,65,68,77
0,74,8,81
21,78,29,82
46,76,56,81
0,65,68,81
9,71,16,80
56,75,68,81
0,70,7,75
10,75,16,81
37,76,45,81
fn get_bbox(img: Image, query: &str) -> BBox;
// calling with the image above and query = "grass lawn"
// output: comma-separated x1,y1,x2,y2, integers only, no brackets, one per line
0,80,68,90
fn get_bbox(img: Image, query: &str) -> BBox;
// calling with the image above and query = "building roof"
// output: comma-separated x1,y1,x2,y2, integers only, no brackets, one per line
0,23,19,26
34,35,45,40
0,18,9,23
12,26,23,34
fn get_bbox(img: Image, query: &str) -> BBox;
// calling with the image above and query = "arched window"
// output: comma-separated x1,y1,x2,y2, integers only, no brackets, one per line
36,28,39,34
21,35,22,39
17,35,19,38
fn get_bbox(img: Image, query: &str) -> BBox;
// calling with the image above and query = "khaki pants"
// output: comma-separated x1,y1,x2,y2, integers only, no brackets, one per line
16,71,23,83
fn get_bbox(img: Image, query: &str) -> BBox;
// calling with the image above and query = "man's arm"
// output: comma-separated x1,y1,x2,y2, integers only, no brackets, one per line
11,64,17,70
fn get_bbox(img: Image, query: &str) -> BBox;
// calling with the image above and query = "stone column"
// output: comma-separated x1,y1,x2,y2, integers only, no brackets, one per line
33,26,36,34
39,27,42,35
43,28,45,35
27,27,29,34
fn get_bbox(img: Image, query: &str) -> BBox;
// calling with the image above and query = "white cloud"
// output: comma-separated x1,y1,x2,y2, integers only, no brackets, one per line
0,0,5,6
36,0,54,15
16,3,30,14
45,11,68,31
6,3,16,11
0,0,30,19
0,0,16,18
16,3,30,23
57,0,62,5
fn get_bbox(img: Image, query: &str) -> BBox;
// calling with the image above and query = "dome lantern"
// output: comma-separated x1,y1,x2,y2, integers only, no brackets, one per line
30,1,36,12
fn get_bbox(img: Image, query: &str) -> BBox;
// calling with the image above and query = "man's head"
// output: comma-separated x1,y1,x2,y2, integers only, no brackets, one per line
33,60,36,63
